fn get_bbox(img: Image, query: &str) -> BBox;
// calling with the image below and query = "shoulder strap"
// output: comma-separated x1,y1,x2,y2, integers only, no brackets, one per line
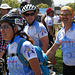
34,46,47,65
17,39,30,67
7,44,10,54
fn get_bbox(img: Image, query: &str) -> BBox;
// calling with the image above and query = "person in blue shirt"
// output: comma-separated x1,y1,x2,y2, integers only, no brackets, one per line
0,13,42,75
22,4,48,53
46,6,75,75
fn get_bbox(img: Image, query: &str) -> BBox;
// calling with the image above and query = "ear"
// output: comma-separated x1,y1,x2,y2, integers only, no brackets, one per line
34,13,37,17
14,26,18,33
72,15,74,20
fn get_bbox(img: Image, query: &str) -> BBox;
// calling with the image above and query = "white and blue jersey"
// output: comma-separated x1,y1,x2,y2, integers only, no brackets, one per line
55,23,75,66
7,35,37,75
23,20,48,48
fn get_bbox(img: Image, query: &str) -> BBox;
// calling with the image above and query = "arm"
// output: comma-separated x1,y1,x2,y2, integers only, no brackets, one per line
29,58,42,75
22,41,42,75
40,36,48,53
48,26,56,39
46,43,60,60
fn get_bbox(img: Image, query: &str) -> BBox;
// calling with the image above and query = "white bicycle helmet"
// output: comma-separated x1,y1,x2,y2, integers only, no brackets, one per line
22,4,36,14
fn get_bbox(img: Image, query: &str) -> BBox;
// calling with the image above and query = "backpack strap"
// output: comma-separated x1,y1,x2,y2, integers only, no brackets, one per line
7,44,10,54
7,39,47,67
7,39,30,67
17,39,30,67
34,46,47,65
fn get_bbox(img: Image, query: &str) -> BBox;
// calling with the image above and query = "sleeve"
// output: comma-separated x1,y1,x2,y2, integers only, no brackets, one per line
20,41,37,61
39,23,48,38
55,32,61,44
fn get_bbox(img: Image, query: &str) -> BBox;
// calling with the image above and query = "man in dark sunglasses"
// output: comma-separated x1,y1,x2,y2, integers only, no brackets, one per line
22,4,48,53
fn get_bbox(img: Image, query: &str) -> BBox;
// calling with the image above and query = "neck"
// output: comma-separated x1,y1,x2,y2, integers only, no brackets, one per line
29,20,35,26
64,22,72,32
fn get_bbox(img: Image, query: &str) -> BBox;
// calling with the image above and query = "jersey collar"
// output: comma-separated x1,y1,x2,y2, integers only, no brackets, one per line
62,23,74,31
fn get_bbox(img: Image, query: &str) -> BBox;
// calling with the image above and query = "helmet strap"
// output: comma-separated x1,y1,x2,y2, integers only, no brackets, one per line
10,30,22,43
29,19,35,26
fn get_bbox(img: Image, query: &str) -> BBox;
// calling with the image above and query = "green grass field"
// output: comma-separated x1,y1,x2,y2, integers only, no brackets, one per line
54,46,63,74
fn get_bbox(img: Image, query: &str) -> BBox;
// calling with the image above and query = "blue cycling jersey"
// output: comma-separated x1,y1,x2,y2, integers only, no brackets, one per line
23,20,48,48
7,35,37,75
55,23,75,65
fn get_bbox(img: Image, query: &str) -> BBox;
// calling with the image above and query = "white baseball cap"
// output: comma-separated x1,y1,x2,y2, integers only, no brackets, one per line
0,3,12,9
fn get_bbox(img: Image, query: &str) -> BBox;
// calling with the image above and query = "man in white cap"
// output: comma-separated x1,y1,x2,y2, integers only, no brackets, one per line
0,3,12,16
0,3,12,57
0,3,11,74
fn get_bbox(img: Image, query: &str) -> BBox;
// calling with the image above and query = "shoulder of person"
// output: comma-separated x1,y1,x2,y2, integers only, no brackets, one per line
22,40,32,46
39,22,46,28
57,28,64,36
45,16,51,20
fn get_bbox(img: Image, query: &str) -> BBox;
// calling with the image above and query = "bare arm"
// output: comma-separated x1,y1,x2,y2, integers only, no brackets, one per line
40,36,48,53
29,58,42,75
46,43,60,60
48,26,56,39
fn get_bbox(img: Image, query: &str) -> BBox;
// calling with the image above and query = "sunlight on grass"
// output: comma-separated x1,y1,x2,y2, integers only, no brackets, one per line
54,46,63,74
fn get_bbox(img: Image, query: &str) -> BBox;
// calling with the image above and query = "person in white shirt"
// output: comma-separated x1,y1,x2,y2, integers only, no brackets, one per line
45,8,55,41
53,14,60,23
44,8,56,65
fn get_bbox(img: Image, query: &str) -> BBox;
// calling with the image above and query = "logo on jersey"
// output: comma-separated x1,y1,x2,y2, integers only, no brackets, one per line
40,28,47,36
24,45,35,57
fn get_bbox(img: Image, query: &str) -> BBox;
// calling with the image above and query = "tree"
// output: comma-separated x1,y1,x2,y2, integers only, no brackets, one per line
0,0,2,5
2,0,20,8
30,0,53,7
66,3,75,11
36,3,49,8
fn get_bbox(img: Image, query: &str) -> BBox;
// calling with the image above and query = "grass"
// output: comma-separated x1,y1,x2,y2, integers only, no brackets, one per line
53,24,63,74
54,46,63,74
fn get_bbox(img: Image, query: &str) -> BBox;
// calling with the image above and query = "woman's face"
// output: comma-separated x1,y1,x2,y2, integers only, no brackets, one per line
0,22,14,41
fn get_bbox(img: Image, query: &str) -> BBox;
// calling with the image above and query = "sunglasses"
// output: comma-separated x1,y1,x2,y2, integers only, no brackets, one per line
24,12,35,17
60,13,72,16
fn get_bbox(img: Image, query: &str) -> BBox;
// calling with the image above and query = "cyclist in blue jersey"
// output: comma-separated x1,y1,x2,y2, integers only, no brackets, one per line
22,4,48,53
0,13,42,75
46,6,75,75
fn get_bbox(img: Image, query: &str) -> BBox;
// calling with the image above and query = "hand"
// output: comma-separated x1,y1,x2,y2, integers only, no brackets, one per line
53,36,56,40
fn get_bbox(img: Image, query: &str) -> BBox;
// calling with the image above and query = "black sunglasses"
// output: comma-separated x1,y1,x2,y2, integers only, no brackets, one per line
24,12,35,17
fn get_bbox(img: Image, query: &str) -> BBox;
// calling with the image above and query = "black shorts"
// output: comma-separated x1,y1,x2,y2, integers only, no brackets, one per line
63,63,75,75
